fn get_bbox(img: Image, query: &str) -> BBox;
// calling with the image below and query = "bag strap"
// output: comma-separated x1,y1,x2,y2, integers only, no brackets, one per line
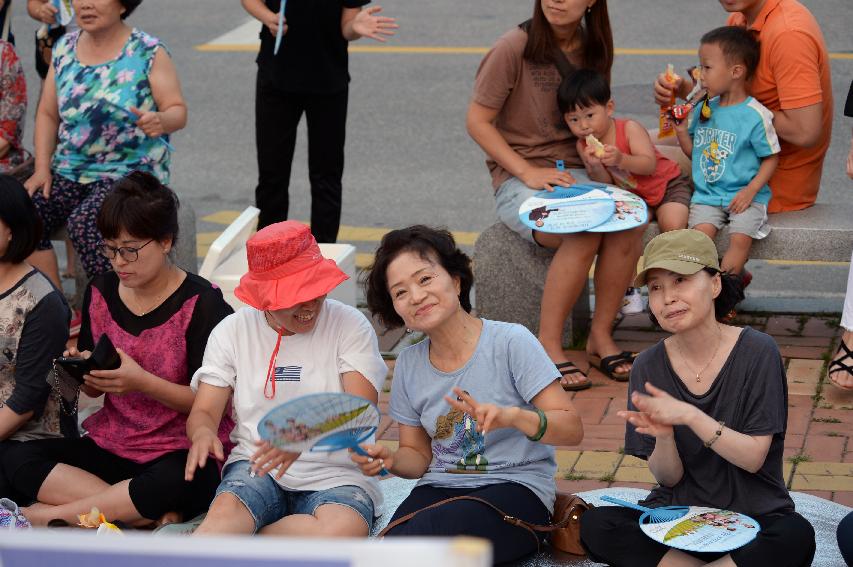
378,494,581,537
379,495,541,551
1,3,12,43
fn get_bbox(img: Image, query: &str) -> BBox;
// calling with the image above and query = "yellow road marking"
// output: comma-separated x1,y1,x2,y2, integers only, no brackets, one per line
196,42,853,60
201,210,243,225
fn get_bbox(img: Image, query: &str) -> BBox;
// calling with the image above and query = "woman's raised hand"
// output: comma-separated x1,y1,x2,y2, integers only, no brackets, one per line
131,107,166,138
351,6,398,43
520,167,576,191
444,387,517,435
622,383,698,430
618,409,674,439
350,443,394,477
85,348,151,395
185,428,224,481
250,440,300,479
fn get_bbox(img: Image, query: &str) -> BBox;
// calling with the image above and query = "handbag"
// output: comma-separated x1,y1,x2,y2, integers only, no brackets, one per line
6,150,34,184
49,334,121,415
34,24,66,79
378,491,592,556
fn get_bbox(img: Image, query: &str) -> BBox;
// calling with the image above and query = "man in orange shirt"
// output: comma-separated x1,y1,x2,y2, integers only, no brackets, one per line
656,0,832,213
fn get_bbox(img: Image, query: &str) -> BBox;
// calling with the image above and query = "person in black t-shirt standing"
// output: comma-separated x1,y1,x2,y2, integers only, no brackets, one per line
242,0,397,242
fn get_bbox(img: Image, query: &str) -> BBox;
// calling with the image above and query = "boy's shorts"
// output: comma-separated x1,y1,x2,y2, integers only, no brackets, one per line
658,174,693,207
215,460,375,533
494,171,591,244
688,202,771,239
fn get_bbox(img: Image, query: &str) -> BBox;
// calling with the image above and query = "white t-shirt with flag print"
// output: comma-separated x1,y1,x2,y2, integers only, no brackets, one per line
191,299,389,511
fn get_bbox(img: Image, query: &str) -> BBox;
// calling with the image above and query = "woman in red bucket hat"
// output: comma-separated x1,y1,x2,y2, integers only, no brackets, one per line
184,221,388,536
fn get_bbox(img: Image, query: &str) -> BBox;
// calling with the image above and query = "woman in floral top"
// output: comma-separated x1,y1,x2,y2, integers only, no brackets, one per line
0,38,26,174
25,0,187,286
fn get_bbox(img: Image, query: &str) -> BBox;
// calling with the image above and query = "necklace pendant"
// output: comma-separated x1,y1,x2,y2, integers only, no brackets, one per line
696,374,701,383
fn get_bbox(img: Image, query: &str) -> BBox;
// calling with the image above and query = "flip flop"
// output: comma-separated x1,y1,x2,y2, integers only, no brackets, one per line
587,351,636,382
829,338,853,390
555,361,591,391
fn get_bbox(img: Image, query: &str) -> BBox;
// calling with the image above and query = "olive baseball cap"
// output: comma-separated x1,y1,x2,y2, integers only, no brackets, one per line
634,229,720,287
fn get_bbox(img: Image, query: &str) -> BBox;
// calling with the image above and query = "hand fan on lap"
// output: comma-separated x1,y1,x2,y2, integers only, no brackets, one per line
602,497,760,553
518,185,615,234
258,392,389,475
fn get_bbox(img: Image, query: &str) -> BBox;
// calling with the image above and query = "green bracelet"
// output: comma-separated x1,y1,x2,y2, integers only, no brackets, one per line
526,408,548,442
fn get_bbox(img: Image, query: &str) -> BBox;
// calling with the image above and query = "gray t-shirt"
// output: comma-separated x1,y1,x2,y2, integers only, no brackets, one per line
625,327,793,517
391,319,559,511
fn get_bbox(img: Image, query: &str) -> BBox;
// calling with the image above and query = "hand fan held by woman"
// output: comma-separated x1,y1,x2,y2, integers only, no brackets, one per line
258,392,389,475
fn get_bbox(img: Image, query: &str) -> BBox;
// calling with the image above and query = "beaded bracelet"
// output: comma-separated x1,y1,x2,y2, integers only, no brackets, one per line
704,420,725,449
526,408,548,442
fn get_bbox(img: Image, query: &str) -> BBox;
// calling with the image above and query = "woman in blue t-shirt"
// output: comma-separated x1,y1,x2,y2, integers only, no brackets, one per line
355,225,583,564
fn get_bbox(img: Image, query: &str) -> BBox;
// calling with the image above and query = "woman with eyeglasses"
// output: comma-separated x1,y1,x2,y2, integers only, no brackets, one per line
1,171,234,528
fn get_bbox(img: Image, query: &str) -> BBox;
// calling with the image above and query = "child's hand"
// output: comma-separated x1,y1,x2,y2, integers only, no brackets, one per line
728,188,758,214
673,117,689,133
251,440,300,479
350,443,394,477
582,144,604,168
654,72,688,106
599,145,623,168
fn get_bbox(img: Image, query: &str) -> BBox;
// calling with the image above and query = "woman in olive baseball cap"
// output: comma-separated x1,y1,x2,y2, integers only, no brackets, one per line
580,229,815,566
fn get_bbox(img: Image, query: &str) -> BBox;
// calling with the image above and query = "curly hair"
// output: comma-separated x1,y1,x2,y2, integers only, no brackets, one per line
364,225,473,329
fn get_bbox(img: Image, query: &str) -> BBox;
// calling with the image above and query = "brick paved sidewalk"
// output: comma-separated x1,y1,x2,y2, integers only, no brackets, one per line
376,313,853,507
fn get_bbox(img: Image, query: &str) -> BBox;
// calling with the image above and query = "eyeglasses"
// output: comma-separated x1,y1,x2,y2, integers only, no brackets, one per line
97,239,154,262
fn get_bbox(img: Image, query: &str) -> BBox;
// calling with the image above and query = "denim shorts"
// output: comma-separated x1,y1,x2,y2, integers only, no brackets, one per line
688,202,771,239
494,171,591,244
215,460,375,533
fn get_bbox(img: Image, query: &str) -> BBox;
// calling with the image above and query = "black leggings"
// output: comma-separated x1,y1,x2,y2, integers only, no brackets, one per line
2,437,220,521
384,482,550,565
580,506,816,567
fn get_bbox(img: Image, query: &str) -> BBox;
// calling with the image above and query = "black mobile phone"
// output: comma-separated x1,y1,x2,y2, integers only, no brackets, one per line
54,334,120,384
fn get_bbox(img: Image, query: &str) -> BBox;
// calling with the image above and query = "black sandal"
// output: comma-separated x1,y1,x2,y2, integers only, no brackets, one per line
587,351,636,382
556,361,592,391
829,339,853,388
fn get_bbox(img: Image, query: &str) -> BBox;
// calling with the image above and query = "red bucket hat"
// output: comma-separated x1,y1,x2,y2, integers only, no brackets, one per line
234,221,348,311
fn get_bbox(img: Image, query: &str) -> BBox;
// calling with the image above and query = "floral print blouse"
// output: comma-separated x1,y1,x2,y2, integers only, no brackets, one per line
0,40,26,173
52,28,170,184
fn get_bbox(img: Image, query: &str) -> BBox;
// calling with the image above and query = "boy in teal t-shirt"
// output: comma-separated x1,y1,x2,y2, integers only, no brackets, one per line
675,26,780,278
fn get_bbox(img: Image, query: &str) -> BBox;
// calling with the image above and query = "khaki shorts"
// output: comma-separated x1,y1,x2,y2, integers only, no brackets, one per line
658,174,693,207
688,202,771,239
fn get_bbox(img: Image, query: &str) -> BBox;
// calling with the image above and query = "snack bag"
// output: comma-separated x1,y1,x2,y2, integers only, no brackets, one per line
586,134,606,158
658,64,680,139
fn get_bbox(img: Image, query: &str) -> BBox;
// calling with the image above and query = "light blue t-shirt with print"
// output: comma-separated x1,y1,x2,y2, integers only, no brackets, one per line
688,96,780,208
390,319,560,511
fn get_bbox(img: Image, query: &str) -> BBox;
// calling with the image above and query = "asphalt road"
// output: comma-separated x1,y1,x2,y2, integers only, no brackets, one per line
9,0,853,311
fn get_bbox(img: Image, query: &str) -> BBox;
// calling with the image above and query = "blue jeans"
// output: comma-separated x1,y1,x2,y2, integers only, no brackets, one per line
215,460,374,533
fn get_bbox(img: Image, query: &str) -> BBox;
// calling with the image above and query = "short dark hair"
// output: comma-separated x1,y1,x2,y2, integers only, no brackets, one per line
0,174,43,264
97,171,180,244
364,226,474,329
119,0,142,19
700,26,760,80
557,68,611,115
647,268,746,327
